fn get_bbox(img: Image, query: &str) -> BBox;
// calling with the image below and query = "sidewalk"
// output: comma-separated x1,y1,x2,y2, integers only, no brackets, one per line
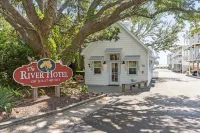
0,97,110,133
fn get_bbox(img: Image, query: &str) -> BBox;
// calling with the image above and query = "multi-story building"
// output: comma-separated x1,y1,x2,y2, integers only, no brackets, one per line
167,45,188,73
167,54,172,70
184,31,200,76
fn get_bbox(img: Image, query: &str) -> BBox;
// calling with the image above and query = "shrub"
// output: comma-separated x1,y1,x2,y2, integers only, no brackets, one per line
0,40,36,87
0,86,20,113
39,89,46,96
81,85,88,93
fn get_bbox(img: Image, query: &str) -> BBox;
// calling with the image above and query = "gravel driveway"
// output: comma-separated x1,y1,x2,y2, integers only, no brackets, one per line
2,69,200,133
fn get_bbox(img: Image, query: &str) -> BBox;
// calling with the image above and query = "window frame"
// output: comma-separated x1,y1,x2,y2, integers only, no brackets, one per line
93,61,102,74
128,61,138,75
109,54,120,61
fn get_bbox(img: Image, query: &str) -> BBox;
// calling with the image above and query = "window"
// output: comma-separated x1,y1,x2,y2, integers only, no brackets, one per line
110,54,120,60
128,61,137,74
94,61,101,74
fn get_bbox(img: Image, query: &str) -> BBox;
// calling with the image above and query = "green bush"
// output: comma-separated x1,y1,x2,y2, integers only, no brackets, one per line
0,86,20,113
0,40,36,87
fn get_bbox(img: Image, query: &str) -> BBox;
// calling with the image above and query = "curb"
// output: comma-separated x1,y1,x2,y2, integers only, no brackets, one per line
0,94,107,130
186,75,200,79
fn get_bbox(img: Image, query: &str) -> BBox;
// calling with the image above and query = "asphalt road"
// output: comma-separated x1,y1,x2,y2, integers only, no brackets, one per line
65,69,200,133
2,69,200,133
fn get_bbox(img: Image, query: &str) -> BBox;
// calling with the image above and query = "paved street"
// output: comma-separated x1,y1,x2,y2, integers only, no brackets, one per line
2,69,200,133
66,69,200,133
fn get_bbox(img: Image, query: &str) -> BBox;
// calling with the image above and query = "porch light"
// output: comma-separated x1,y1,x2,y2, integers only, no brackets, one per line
122,61,125,64
103,61,106,64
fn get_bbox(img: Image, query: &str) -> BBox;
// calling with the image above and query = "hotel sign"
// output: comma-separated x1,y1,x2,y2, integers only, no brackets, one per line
13,58,73,88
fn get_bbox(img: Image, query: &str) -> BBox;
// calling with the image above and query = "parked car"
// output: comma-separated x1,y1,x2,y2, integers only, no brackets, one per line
191,70,200,76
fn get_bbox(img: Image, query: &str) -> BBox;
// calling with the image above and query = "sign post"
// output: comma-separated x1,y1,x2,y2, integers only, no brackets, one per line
33,88,38,101
13,58,73,100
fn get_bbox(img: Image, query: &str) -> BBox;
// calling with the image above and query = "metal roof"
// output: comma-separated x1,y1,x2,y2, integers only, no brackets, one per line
89,56,104,61
105,48,122,53
124,55,140,61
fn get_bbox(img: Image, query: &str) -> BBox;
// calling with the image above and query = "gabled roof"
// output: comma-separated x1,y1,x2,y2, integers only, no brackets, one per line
117,22,153,53
81,22,154,55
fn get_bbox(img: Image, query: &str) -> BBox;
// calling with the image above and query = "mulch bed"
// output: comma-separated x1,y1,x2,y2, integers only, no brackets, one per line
0,87,99,123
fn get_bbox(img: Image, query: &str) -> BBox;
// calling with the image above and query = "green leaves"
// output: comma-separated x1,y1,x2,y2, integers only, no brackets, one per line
0,17,36,87
131,15,183,51
85,26,121,43
1,0,200,59
0,86,20,113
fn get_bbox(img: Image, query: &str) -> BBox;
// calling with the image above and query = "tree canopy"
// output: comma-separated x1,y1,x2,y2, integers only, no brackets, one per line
131,15,184,51
0,0,200,59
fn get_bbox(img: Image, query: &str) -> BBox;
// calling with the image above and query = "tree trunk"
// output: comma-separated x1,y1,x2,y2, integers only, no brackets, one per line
78,47,84,70
62,28,88,61
19,29,51,58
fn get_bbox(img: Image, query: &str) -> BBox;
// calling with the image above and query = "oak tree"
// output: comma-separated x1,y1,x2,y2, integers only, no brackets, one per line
0,0,200,59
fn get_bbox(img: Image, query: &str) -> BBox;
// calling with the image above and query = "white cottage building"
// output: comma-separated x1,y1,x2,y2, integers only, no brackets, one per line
81,22,155,86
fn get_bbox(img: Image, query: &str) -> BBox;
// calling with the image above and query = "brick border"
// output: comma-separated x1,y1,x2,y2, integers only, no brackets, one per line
0,94,107,129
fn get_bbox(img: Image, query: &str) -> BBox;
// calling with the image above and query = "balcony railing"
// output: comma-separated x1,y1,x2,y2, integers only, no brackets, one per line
183,56,188,60
187,53,200,61
197,53,200,60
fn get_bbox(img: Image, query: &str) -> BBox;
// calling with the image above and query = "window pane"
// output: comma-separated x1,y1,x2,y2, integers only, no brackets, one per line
129,61,136,67
94,61,101,67
94,68,101,74
110,54,119,60
129,68,137,74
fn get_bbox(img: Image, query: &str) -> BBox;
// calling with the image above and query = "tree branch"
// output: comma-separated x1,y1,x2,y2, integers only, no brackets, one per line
0,0,33,29
57,0,71,21
35,0,47,13
95,0,124,18
43,0,57,28
150,7,200,18
2,12,28,40
87,0,102,16
22,0,42,30
1,11,44,54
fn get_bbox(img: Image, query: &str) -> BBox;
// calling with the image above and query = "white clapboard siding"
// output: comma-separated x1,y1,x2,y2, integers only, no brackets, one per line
83,23,149,85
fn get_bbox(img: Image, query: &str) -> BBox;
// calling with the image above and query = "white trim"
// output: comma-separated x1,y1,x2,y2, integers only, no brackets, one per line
93,61,102,75
81,43,93,55
127,61,138,75
109,61,120,85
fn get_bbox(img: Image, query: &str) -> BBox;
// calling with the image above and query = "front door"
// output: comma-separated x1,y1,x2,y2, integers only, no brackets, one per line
110,62,119,85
